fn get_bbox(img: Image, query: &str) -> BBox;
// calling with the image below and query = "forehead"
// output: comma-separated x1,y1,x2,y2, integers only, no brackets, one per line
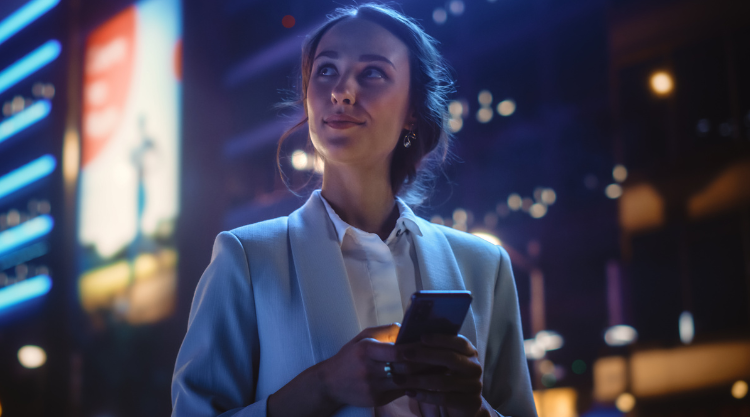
316,18,409,63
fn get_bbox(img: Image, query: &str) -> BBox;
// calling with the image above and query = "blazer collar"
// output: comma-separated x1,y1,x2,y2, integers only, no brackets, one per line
289,192,478,363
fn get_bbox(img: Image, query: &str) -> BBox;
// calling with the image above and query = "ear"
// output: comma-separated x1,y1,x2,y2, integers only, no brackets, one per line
402,110,418,130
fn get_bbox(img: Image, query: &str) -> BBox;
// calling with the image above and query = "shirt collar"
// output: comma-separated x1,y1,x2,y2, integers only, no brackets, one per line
315,190,423,246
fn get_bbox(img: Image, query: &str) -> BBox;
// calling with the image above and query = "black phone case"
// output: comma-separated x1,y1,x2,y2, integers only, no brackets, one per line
395,290,472,345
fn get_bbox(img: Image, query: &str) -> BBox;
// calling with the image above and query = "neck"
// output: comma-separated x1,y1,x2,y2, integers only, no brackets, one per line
321,163,399,241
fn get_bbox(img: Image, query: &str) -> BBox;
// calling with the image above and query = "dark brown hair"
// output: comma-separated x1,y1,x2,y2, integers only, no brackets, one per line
277,3,455,206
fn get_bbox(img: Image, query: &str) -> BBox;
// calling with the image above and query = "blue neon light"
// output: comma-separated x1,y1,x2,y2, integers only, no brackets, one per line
0,155,56,201
0,40,61,96
0,274,52,312
0,215,53,257
0,0,60,46
0,100,51,145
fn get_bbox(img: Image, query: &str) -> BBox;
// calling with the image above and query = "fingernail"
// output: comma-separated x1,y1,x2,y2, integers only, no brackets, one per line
406,390,416,398
404,348,416,359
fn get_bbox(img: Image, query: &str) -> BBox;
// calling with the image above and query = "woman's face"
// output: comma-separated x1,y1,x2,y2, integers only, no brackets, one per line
306,18,413,171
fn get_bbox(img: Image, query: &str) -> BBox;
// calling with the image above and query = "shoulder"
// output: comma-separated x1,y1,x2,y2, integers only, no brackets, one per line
414,217,507,267
225,216,289,245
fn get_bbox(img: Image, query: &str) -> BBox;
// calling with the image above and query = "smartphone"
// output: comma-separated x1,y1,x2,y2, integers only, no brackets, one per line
395,290,473,345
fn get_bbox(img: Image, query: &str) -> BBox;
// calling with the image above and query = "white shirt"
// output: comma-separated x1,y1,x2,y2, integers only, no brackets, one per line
318,191,423,417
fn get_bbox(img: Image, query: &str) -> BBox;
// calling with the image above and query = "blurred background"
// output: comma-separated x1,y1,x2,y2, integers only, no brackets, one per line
0,0,749,415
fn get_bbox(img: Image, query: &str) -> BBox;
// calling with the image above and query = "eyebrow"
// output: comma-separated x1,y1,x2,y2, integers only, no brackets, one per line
314,50,396,69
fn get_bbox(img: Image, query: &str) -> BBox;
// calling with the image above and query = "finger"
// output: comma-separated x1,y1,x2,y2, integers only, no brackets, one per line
390,361,442,376
394,374,482,394
421,334,477,357
354,323,401,343
401,347,482,377
363,340,399,363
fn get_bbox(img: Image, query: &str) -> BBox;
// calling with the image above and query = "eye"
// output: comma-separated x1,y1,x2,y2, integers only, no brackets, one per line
317,64,338,76
362,67,386,79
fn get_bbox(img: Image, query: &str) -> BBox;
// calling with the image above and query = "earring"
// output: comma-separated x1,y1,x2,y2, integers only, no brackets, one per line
404,127,416,148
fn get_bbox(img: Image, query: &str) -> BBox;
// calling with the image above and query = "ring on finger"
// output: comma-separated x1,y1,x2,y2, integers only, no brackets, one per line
384,362,393,378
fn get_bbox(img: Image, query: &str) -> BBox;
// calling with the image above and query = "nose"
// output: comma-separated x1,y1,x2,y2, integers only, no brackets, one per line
331,76,355,105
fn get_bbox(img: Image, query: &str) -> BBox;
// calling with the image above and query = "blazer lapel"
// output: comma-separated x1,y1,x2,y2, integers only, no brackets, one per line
412,219,479,348
288,192,361,364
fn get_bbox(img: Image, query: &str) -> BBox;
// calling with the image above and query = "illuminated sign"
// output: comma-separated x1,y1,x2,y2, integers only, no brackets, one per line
78,0,181,325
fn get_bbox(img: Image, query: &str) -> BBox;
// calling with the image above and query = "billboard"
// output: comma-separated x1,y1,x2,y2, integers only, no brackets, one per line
77,0,181,325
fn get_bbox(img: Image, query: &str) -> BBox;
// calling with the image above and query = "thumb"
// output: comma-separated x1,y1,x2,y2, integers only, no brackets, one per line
354,323,401,343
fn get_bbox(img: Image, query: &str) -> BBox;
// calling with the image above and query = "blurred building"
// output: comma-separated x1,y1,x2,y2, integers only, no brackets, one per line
0,0,748,416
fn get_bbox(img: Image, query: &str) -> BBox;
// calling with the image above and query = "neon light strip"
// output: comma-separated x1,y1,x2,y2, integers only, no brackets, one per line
0,0,60,46
0,274,51,312
0,155,56,200
0,100,51,145
0,40,61,96
0,215,53,257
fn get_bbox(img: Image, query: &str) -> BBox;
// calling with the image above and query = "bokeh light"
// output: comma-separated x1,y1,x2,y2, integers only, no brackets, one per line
449,117,463,132
521,197,533,212
616,393,636,412
449,0,465,16
541,188,557,205
430,215,444,225
732,380,748,399
605,325,638,346
476,107,493,123
613,164,628,183
542,372,557,387
497,99,516,116
572,360,586,374
433,7,447,24
530,203,547,218
679,311,694,344
18,345,46,369
291,150,308,171
452,208,468,224
281,15,295,28
478,89,492,106
507,193,522,211
471,231,501,246
540,359,555,374
605,183,623,199
448,100,463,118
650,71,674,96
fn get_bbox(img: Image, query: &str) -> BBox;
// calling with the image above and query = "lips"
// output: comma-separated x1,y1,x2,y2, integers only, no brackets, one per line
324,114,364,129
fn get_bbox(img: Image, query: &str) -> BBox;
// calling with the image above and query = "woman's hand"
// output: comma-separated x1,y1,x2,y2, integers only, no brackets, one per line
393,334,494,417
316,323,406,408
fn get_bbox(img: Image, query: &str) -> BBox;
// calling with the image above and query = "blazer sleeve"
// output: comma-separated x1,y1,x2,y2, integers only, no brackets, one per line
172,231,266,417
483,246,538,417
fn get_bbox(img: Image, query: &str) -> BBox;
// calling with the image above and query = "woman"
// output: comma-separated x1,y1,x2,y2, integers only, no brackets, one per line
172,4,537,417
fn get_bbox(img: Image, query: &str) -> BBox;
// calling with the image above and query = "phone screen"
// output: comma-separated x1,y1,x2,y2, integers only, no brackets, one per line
395,291,472,345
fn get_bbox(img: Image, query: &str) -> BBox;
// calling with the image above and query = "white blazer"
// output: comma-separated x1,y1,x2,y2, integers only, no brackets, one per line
172,192,537,417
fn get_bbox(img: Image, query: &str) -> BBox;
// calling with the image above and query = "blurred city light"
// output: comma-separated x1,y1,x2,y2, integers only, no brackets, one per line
476,107,493,123
0,40,61,96
521,197,533,212
533,388,577,417
0,0,60,46
732,380,748,399
17,345,46,369
448,117,462,132
541,373,556,387
478,89,492,106
281,15,295,28
0,100,51,145
524,338,546,360
291,150,309,171
572,360,586,374
530,203,547,219
615,393,636,412
540,359,554,374
650,71,674,96
0,274,52,312
471,231,501,246
536,330,564,351
429,215,443,225
612,164,628,183
452,208,468,224
448,100,463,117
0,155,56,201
605,183,623,199
604,324,638,346
432,7,447,24
497,99,516,116
0,215,54,256
448,0,465,16
679,311,694,344
541,188,556,205
507,193,522,211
